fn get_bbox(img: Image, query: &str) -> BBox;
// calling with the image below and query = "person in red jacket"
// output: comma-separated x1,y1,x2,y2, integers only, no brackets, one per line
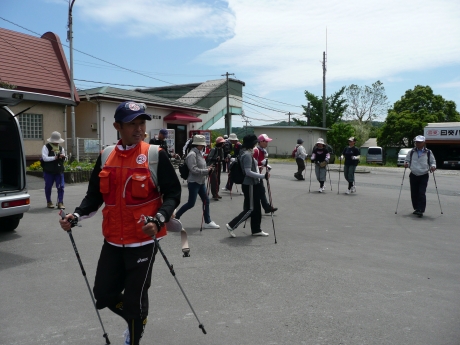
253,134,277,214
59,101,181,345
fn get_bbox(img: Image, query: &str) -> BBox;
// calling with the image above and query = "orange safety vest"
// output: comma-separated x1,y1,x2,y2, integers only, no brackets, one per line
98,141,166,245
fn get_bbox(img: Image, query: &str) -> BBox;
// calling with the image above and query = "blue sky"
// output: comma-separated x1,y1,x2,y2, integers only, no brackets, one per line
1,0,460,128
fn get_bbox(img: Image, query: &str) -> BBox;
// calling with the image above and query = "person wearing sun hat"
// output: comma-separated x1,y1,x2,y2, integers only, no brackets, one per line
340,136,361,194
59,100,181,345
226,134,270,238
41,131,67,209
404,135,436,217
253,133,278,214
310,138,330,192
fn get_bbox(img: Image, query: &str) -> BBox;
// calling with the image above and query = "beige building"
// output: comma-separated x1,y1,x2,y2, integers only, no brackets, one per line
252,126,330,157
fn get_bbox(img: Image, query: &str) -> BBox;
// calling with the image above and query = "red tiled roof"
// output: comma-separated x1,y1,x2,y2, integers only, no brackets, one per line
0,27,79,103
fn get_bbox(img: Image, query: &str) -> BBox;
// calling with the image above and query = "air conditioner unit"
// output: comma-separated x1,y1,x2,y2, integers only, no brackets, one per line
90,123,97,130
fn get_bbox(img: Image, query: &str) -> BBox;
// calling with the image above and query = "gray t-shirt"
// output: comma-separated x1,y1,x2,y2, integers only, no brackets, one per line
240,150,265,185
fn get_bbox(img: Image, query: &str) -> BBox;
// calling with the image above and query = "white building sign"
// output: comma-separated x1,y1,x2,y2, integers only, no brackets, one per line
424,126,460,140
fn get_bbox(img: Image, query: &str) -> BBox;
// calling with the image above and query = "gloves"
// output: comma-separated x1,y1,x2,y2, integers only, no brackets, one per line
230,158,236,163
319,161,327,168
352,156,359,160
261,159,267,166
340,155,344,160
266,164,272,170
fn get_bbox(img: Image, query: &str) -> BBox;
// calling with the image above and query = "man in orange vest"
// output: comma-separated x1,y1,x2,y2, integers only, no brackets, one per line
59,101,181,345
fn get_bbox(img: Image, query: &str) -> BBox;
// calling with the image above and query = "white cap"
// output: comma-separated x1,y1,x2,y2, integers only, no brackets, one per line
414,135,425,142
316,138,325,145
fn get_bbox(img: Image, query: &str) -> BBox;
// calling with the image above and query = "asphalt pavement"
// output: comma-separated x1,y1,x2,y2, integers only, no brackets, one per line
1,164,459,345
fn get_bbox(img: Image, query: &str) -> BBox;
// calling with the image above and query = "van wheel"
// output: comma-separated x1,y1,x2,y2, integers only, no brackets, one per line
0,217,21,232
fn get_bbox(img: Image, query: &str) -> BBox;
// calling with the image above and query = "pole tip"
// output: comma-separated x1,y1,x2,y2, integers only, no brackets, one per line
199,324,207,334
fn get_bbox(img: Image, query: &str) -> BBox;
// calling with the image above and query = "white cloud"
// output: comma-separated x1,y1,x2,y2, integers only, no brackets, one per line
197,0,460,94
76,0,235,39
435,80,460,88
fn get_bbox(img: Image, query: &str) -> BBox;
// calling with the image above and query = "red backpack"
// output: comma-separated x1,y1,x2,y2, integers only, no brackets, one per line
292,145,298,158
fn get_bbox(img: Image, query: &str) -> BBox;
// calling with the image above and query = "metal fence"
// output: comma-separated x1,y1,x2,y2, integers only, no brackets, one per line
66,138,102,162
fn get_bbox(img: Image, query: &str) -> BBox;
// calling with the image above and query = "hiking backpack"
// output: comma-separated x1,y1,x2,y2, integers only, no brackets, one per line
229,155,245,184
292,145,298,158
178,160,190,180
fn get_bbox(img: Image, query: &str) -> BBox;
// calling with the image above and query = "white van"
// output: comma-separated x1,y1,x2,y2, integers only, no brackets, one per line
0,88,75,231
366,146,384,164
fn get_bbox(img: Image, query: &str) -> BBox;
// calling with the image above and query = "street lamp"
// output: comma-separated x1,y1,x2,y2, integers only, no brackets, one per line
67,0,76,160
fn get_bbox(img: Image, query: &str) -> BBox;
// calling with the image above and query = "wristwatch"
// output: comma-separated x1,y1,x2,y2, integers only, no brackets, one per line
155,213,165,227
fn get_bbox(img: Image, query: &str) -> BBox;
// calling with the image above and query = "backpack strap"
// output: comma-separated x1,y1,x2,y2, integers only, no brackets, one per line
148,145,160,191
100,145,116,169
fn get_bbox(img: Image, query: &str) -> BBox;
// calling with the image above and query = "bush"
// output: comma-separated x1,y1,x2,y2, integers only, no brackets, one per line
28,160,95,172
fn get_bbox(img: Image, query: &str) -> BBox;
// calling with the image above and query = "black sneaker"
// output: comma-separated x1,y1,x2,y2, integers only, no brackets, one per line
413,209,422,216
265,207,278,214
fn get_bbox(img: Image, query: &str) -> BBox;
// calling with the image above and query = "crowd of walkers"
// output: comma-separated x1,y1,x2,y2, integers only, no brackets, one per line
57,100,438,345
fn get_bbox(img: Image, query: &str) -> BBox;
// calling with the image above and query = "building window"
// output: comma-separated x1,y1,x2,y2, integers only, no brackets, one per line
18,113,43,139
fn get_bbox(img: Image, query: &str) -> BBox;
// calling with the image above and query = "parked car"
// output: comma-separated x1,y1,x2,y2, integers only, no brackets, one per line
366,146,383,164
442,154,460,169
397,148,412,166
0,88,75,231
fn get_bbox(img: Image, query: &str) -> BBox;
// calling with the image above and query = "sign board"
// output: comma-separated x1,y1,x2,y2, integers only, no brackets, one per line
424,126,460,141
151,129,176,154
84,139,100,153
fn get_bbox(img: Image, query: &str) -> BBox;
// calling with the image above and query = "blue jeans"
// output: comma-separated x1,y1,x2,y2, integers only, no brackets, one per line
44,172,65,203
175,182,211,224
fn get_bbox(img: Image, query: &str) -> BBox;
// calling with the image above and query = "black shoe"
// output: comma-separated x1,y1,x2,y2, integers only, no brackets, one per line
265,207,278,214
413,209,422,216
413,210,418,214
418,212,424,218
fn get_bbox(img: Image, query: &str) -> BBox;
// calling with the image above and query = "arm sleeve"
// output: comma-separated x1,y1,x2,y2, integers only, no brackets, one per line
74,155,105,219
41,145,55,162
404,151,412,163
429,152,436,167
156,150,181,222
242,155,264,179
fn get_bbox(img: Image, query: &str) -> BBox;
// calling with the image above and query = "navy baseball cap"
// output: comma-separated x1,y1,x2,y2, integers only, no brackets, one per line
159,129,168,138
114,101,152,122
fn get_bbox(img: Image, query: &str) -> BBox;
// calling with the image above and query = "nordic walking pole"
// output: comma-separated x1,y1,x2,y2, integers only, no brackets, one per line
431,170,443,214
140,216,207,335
265,160,277,244
59,211,111,345
395,167,407,214
327,164,332,191
200,170,212,231
337,157,342,194
308,159,313,193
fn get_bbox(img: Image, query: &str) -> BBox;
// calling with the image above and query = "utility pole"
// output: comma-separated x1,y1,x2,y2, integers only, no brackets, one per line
306,102,311,126
322,51,327,128
68,0,76,159
287,112,291,126
222,72,234,136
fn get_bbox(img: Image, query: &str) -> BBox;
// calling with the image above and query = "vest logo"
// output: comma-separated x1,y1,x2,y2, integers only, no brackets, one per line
136,154,147,164
137,257,148,263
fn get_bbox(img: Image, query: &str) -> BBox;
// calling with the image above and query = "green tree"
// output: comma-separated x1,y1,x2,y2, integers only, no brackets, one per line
345,80,389,124
294,86,348,128
327,122,356,155
377,85,460,148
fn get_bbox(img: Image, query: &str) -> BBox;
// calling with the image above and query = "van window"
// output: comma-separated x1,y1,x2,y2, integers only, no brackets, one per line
368,147,382,155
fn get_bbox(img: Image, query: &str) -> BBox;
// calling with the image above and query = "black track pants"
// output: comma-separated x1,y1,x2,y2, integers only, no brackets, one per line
93,241,157,320
409,172,429,212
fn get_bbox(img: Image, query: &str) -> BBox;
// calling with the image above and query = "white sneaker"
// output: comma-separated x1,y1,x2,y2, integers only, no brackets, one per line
322,186,326,191
204,221,220,229
318,187,323,193
351,186,356,193
226,223,236,238
346,189,351,194
123,328,130,345
221,187,230,192
252,231,269,237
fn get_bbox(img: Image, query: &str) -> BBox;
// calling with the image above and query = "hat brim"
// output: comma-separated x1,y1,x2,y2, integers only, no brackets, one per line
47,138,65,143
119,113,152,123
193,141,206,146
